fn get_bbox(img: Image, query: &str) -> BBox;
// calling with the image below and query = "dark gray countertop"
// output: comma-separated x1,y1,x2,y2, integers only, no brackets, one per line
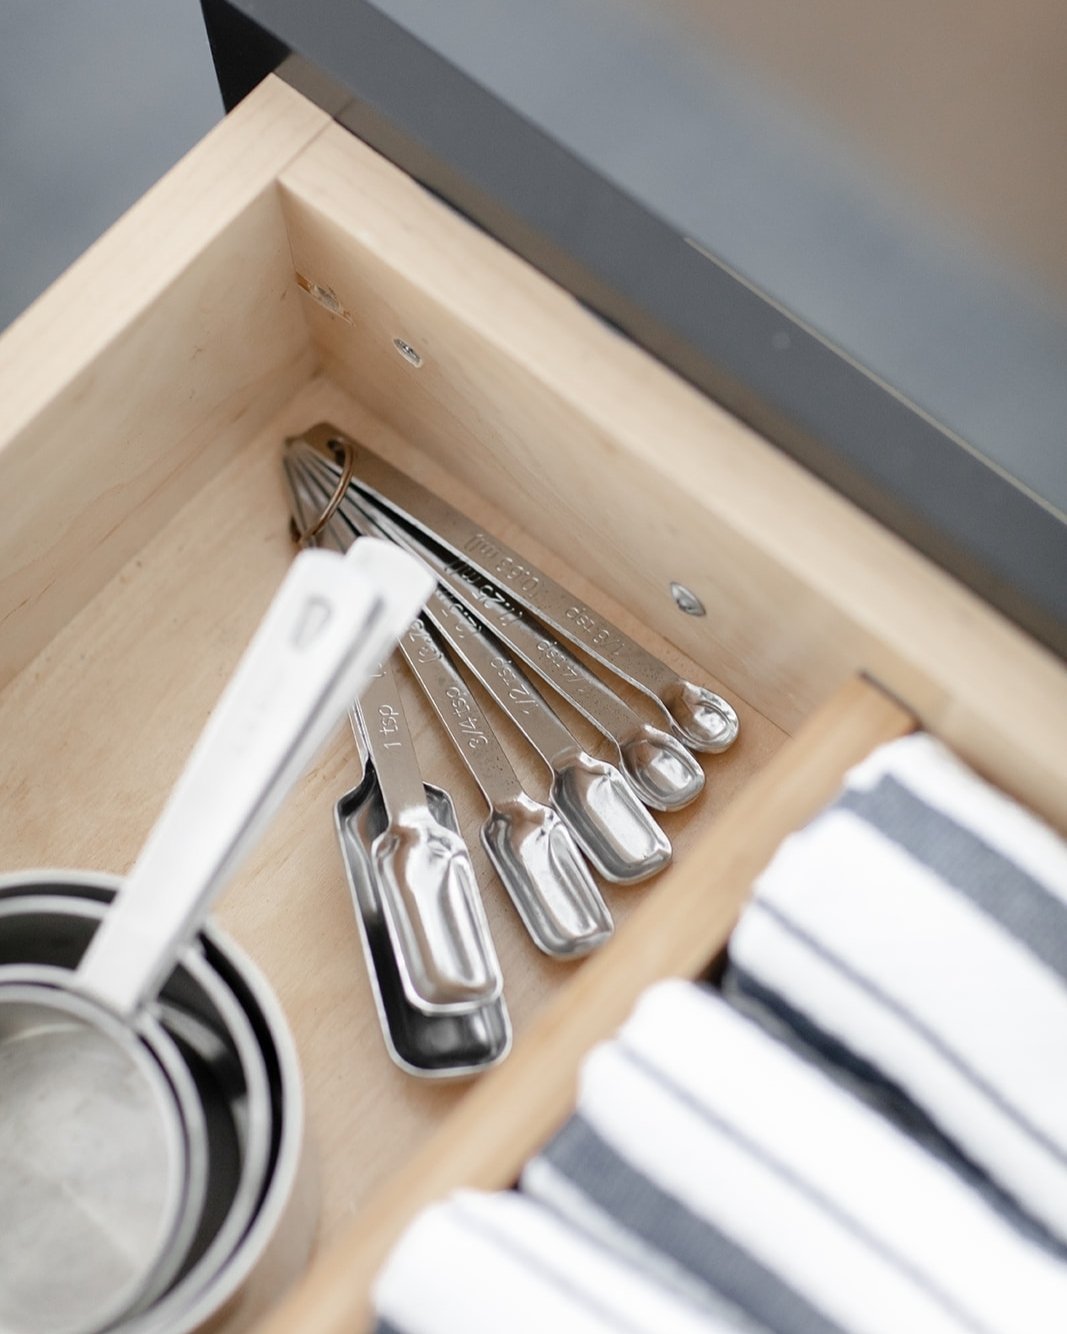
0,0,222,332
371,0,1067,519
4,1,1063,649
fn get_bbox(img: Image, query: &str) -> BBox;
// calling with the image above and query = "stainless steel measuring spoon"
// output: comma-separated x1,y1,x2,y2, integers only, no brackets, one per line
412,597,672,884
353,654,503,1014
313,471,705,813
0,538,433,1334
288,423,740,753
399,615,614,957
294,464,671,886
335,759,511,1077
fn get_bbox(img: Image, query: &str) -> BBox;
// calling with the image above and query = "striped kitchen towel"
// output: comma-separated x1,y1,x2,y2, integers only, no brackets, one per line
727,731,1067,1245
523,981,1067,1334
372,1185,750,1334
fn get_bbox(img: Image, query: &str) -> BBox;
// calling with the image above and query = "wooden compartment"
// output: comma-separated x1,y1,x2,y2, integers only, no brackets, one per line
0,76,1064,1332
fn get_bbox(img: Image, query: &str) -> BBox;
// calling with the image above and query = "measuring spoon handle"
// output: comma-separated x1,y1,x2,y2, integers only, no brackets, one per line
77,539,434,1019
356,655,435,822
340,483,645,742
398,617,524,810
294,460,583,771
289,427,690,698
426,591,580,769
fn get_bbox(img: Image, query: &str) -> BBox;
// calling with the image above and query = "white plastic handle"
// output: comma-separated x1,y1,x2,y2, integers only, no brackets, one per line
77,538,434,1018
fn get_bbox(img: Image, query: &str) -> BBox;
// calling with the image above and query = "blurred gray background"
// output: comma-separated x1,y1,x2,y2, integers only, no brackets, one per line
2,0,1064,512
0,0,222,331
376,0,1067,513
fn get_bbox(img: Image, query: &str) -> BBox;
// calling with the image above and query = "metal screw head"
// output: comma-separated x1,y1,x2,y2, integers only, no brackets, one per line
670,582,706,616
393,338,423,367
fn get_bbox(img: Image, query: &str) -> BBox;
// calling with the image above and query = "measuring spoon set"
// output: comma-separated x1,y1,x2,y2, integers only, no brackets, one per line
283,422,739,1081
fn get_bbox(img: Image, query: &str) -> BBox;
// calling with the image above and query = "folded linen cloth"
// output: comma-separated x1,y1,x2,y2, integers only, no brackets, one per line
523,981,1067,1334
727,732,1067,1243
372,1186,749,1334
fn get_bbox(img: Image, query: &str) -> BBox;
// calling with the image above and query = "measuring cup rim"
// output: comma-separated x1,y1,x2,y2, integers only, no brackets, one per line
0,868,309,1333
0,887,275,1318
161,924,310,1334
0,963,203,1333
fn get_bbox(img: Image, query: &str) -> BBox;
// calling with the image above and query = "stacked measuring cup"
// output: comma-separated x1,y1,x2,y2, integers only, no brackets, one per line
283,422,739,1080
0,541,434,1333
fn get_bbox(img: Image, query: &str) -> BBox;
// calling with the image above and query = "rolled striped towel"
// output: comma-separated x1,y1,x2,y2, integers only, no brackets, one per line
372,1186,750,1334
727,731,1067,1244
523,981,1067,1334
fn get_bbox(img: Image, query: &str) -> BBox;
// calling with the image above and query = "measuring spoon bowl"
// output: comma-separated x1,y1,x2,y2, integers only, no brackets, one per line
661,680,740,754
481,797,613,957
336,766,511,1077
353,650,503,1019
550,753,672,884
618,726,706,811
372,813,502,1015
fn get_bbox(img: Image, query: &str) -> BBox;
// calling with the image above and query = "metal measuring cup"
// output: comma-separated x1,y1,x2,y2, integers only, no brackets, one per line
0,538,434,1334
4,875,319,1334
0,885,273,1323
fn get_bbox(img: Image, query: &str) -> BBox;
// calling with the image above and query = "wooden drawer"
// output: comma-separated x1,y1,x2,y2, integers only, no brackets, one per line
1,76,1064,1331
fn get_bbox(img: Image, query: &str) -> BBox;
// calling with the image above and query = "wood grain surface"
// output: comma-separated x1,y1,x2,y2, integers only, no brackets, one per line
0,374,783,1258
0,77,328,691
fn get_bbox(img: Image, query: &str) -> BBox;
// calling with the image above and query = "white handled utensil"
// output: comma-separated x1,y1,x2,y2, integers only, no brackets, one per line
0,538,433,1334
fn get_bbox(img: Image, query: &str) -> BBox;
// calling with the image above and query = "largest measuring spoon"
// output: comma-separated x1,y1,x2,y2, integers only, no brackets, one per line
353,656,503,1014
0,539,433,1334
336,761,511,1077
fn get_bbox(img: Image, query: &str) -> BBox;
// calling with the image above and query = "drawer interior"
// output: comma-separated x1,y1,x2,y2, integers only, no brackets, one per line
0,368,787,1245
0,74,1064,1332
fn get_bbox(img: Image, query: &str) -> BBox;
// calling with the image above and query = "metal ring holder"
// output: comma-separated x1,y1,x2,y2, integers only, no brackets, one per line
289,438,355,548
